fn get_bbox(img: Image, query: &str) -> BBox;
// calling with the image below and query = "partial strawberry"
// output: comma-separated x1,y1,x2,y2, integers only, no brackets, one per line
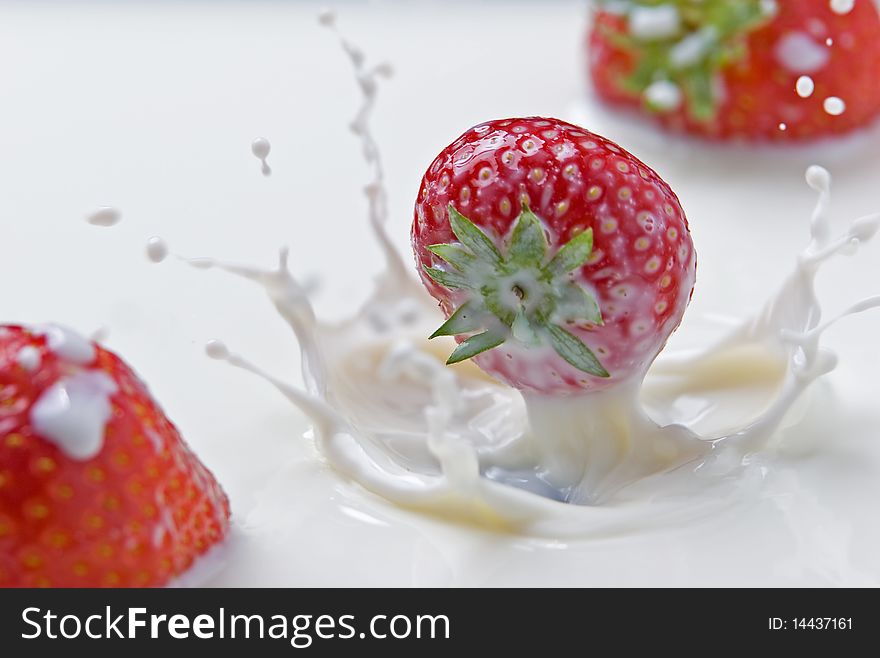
412,117,696,395
588,0,880,140
0,325,229,588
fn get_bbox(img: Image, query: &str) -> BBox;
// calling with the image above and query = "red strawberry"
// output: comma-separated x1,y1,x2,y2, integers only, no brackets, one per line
588,0,880,140
0,325,229,587
412,117,696,395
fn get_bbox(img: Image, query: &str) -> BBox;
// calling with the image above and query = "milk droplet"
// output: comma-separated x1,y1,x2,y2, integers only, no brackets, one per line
826,38,833,46
830,0,855,15
796,75,815,98
374,62,394,79
823,96,846,116
90,326,110,343
806,165,831,192
627,5,681,40
16,346,41,372
317,9,336,27
778,123,787,131
86,207,122,227
251,137,272,177
33,325,96,364
146,236,169,263
644,79,683,110
760,0,778,16
774,32,829,74
205,339,230,360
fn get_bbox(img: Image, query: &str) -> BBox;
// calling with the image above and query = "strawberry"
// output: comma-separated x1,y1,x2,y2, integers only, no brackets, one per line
588,0,880,140
0,325,230,587
412,117,696,395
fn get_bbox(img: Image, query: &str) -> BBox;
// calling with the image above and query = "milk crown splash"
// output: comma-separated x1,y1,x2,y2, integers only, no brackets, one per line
136,14,879,537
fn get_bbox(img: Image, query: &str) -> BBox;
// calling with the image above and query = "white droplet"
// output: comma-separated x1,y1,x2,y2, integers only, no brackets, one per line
374,62,394,79
17,346,42,372
86,207,121,227
251,137,270,159
146,236,169,263
806,165,831,192
669,28,716,68
849,213,880,242
644,79,683,111
29,371,118,461
826,38,833,46
205,339,230,360
90,326,110,343
796,75,815,98
627,5,681,40
317,8,336,27
251,137,272,177
830,0,855,15
760,0,779,17
778,123,787,131
823,96,846,116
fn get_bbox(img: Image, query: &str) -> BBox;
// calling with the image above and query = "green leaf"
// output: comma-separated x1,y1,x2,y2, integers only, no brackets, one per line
447,204,503,268
547,228,593,277
480,284,515,327
557,283,603,325
545,324,609,378
429,301,483,339
506,202,548,267
426,244,476,273
683,65,715,122
446,331,506,365
422,265,471,290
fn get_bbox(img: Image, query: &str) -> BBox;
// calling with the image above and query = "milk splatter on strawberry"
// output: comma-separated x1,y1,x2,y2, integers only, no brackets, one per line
774,32,829,73
16,346,41,372
30,370,118,460
33,324,96,364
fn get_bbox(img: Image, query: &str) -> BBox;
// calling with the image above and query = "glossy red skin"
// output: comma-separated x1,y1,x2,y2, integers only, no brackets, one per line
413,118,696,395
0,326,230,588
588,0,880,140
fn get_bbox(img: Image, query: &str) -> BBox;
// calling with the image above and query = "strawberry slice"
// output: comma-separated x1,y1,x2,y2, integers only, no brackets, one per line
412,117,696,395
0,325,230,587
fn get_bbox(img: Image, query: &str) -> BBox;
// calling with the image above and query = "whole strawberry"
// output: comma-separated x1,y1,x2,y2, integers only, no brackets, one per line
0,325,230,587
588,0,880,140
412,117,696,395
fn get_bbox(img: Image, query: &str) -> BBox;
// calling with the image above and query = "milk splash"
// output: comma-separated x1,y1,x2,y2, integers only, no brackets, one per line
144,16,879,537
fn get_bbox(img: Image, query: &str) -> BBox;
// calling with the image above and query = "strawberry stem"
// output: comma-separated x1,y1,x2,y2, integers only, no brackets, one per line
424,202,609,378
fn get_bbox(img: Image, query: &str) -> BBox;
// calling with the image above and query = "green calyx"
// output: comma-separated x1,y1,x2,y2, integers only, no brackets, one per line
423,202,609,379
596,0,774,121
